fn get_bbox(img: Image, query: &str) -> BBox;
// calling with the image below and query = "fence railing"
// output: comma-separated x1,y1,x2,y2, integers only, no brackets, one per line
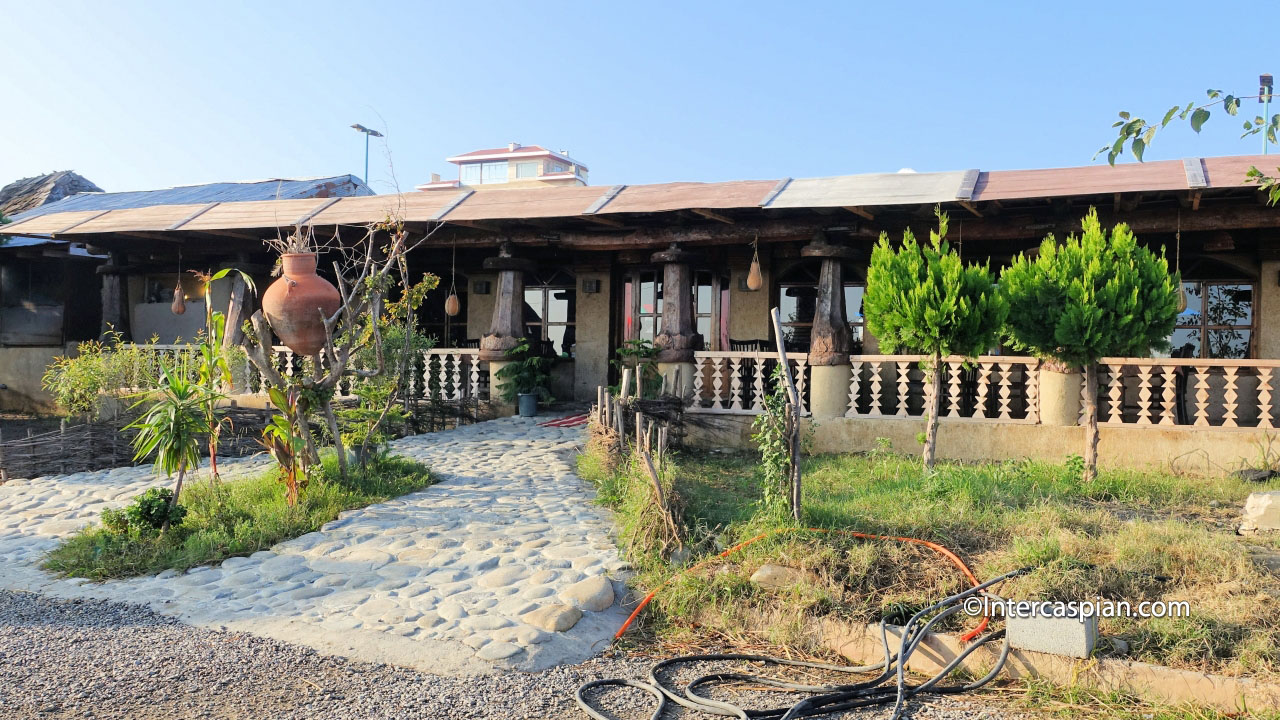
1095,357,1280,428
689,351,810,415
130,345,487,403
687,351,1280,430
845,355,1039,422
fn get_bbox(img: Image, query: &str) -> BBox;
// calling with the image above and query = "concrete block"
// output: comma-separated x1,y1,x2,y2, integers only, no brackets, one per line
1241,491,1280,533
1007,603,1097,659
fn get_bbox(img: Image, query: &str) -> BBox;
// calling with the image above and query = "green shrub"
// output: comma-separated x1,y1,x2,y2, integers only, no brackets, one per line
121,487,188,533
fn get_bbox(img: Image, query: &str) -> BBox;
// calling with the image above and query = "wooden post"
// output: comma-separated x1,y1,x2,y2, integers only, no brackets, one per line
0,427,7,483
100,251,132,341
59,419,67,474
223,271,248,349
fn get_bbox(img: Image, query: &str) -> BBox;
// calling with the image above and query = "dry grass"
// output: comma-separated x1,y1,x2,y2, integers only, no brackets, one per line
577,441,1280,677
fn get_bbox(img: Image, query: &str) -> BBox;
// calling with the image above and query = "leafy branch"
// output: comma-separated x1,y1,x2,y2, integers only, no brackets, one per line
1098,88,1280,205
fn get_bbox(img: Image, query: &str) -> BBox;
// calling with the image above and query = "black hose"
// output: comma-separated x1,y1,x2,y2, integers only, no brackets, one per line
574,567,1030,720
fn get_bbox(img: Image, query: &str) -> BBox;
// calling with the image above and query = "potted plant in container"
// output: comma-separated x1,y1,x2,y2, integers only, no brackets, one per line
495,338,553,417
261,225,341,357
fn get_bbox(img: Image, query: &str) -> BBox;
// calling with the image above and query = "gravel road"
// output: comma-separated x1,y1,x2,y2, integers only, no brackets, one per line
0,590,1027,719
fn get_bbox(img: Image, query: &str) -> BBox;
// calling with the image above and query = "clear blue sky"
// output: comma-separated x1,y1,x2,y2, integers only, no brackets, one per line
1,1,1273,194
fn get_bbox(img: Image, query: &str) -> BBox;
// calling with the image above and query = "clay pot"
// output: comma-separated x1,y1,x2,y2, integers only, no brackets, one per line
262,253,341,356
444,291,461,317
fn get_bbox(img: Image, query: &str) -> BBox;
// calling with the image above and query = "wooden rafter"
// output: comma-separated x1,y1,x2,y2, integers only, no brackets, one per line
842,206,875,221
582,214,625,228
957,201,983,218
690,208,734,224
449,219,501,232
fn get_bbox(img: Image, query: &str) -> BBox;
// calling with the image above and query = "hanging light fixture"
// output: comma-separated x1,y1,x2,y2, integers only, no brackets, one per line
171,247,187,315
444,242,460,316
746,234,763,291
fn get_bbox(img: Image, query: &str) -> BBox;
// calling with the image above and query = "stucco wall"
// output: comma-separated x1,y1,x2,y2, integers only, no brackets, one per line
684,414,1270,477
0,346,70,413
727,251,771,341
573,270,611,401
1259,260,1280,359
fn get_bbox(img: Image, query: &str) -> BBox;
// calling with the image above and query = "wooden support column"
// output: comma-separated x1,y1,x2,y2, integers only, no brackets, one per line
99,251,132,341
803,232,856,420
651,243,701,363
478,242,535,361
651,243,701,398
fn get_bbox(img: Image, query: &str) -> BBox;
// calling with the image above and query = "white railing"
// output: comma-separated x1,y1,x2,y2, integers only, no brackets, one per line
1095,357,1280,428
131,344,487,402
846,355,1039,422
689,351,810,414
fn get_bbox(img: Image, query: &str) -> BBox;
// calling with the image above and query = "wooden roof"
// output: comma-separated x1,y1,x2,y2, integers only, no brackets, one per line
3,154,1272,242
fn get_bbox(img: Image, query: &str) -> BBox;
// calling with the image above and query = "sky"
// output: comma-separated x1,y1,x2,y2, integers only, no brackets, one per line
1,1,1275,195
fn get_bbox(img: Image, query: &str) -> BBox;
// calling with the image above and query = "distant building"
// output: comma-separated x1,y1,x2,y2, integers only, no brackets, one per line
0,171,103,218
417,143,588,190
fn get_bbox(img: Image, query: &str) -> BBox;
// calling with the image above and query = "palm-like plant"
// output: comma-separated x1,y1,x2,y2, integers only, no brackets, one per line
261,386,309,506
126,362,207,531
192,268,255,484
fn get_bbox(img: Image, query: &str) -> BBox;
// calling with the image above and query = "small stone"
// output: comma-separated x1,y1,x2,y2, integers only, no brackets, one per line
559,576,614,612
520,604,583,633
749,564,817,591
476,566,527,589
476,642,523,661
1232,468,1278,483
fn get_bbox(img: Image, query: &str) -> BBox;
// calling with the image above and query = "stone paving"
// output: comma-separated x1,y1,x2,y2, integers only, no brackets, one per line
0,416,630,674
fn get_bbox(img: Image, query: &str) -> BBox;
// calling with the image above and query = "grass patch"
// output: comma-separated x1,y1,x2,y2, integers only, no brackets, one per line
577,431,1280,676
43,453,433,580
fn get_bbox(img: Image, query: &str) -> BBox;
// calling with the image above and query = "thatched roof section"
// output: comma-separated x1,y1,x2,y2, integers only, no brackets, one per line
0,171,103,218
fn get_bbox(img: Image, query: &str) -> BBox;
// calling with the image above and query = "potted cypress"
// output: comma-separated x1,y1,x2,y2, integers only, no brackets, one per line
495,338,553,417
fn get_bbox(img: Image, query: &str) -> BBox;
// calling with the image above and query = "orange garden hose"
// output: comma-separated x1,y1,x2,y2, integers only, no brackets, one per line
614,527,992,644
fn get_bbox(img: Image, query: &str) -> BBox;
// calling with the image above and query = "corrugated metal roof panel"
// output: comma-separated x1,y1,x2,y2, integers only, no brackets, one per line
8,175,373,221
764,170,974,209
444,185,606,221
599,180,779,214
308,192,463,225
972,160,1188,201
73,203,214,233
181,199,335,231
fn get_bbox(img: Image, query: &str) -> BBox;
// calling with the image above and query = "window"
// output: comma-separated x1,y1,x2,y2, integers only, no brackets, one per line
516,161,539,179
524,270,576,357
550,163,566,173
460,163,482,185
622,268,731,350
0,259,61,307
776,264,865,353
481,161,508,184
694,270,731,350
1167,281,1254,359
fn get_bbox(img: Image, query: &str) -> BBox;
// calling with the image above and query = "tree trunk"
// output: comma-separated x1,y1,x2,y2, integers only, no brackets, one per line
922,352,943,470
788,403,802,522
321,399,348,482
1083,362,1099,482
162,463,187,534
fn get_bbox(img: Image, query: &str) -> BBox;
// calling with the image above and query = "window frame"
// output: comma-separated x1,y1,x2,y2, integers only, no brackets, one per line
1168,279,1256,359
480,161,508,184
775,262,866,353
524,271,576,358
515,161,539,179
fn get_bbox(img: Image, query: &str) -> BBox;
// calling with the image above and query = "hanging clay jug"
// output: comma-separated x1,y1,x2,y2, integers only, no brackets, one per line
262,253,341,356
746,255,763,291
170,281,187,315
444,291,461,317
1176,285,1189,313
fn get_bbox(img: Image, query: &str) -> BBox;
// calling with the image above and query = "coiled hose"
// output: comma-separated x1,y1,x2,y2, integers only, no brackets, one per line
575,528,1031,720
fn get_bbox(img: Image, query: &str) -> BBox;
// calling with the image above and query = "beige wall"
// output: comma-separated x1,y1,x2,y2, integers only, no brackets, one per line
573,269,611,401
1259,260,1280,359
466,272,497,340
684,414,1271,477
727,251,771,341
0,346,70,413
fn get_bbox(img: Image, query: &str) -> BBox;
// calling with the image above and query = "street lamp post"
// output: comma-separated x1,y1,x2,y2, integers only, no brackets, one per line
350,124,384,184
1261,75,1274,155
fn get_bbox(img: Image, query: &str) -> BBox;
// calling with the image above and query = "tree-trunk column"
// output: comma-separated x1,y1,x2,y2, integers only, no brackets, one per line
99,251,132,342
803,233,856,420
652,243,701,398
479,242,535,413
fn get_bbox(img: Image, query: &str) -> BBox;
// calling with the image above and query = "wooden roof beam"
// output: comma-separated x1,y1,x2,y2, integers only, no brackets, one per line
582,214,625,228
957,201,983,218
842,206,875,221
448,220,502,232
690,208,735,224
